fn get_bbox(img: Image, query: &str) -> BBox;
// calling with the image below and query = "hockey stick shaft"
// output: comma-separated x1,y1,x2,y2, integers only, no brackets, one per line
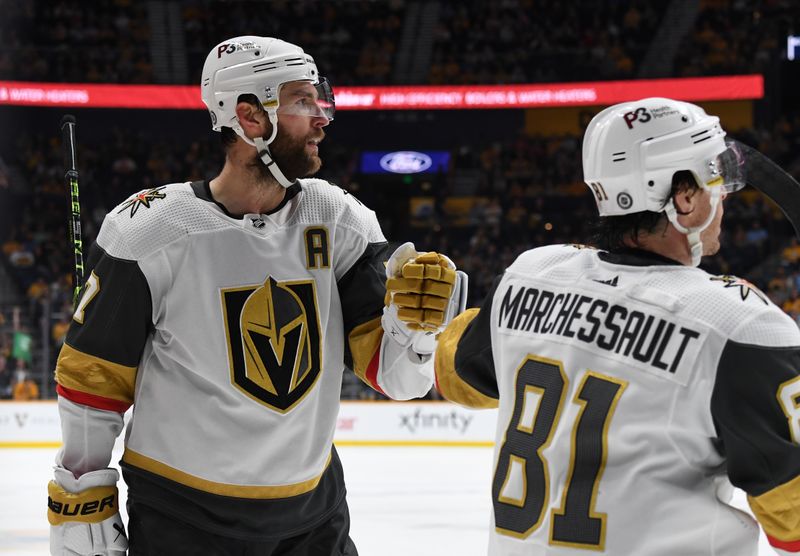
734,140,800,240
60,115,84,308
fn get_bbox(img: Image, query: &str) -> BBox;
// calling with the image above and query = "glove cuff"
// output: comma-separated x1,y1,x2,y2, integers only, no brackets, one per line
382,303,416,348
54,467,119,492
382,304,439,358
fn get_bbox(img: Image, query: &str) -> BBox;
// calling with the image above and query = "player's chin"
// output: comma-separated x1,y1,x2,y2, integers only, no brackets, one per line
302,156,323,177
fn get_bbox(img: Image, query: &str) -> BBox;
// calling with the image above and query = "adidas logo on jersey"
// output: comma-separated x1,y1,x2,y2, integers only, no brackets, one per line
592,276,619,287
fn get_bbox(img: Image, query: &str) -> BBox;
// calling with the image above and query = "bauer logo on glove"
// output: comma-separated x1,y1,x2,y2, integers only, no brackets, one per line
47,483,117,524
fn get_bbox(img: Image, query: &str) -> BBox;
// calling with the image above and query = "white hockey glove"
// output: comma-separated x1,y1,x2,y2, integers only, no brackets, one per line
383,242,468,355
48,467,128,556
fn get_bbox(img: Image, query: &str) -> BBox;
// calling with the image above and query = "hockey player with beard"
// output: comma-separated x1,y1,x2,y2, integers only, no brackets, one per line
431,98,800,555
47,36,465,555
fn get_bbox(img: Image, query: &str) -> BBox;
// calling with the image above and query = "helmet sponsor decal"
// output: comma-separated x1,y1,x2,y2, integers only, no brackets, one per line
623,105,681,129
216,40,259,58
623,107,651,129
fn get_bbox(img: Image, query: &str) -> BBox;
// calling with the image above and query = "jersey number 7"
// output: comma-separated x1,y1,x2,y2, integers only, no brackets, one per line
493,354,627,550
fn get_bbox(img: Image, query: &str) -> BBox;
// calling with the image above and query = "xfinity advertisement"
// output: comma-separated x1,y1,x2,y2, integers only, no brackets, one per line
335,402,498,445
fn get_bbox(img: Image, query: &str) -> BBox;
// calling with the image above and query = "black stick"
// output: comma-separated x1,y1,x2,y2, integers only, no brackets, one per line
60,115,84,308
734,140,800,239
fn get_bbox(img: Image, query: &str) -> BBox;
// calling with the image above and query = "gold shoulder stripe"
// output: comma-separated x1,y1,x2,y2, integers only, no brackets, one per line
748,474,800,543
122,448,332,499
435,309,498,409
348,316,383,382
55,343,136,405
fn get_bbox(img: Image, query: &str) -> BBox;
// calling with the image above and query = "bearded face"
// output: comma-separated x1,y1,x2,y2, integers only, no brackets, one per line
250,122,325,183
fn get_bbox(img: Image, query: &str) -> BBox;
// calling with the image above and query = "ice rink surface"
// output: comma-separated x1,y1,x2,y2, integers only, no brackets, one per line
0,445,774,555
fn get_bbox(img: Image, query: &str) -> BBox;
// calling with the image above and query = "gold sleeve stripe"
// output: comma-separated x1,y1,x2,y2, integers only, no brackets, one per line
55,343,136,405
122,448,332,499
435,308,498,409
748,473,800,547
348,316,384,385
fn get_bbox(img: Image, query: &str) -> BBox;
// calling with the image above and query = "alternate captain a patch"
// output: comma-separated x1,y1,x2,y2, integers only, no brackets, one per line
221,277,323,413
117,186,167,218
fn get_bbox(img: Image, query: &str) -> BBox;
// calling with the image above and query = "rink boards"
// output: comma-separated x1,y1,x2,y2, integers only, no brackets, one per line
0,400,499,448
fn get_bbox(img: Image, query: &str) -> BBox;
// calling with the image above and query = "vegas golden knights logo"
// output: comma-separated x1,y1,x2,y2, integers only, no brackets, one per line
221,277,322,413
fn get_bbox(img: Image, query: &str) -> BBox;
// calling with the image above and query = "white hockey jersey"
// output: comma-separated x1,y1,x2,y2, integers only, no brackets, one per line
436,244,800,555
55,178,433,537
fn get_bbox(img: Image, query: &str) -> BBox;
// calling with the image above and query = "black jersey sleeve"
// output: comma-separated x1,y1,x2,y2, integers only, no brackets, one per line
55,241,153,412
337,240,392,390
711,339,800,550
434,276,500,408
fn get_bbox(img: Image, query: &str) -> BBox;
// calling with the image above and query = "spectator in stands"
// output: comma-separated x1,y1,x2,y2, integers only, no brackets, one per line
783,237,800,266
783,290,800,320
51,304,72,349
745,218,769,255
11,366,39,400
0,156,10,238
26,276,49,302
0,355,11,399
768,265,793,307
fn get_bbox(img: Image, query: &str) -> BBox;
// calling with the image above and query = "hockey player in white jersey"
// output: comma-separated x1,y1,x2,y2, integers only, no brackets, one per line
47,36,464,555
432,98,800,555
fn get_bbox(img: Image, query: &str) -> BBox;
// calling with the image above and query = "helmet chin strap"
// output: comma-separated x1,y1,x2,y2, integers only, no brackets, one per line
663,187,721,267
232,111,294,189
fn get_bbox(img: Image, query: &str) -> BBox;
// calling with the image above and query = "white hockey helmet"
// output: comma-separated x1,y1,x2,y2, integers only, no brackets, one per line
582,97,744,217
582,97,745,266
201,36,335,187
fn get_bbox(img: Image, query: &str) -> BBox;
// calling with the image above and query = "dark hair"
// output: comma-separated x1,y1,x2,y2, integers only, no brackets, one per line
220,126,238,150
591,170,699,251
219,94,264,151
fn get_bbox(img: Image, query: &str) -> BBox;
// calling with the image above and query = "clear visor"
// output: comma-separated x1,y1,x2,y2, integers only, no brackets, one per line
706,139,746,193
276,78,335,121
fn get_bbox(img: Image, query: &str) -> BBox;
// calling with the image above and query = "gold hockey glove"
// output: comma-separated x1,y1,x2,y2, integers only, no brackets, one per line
387,251,457,331
383,242,468,356
48,467,128,555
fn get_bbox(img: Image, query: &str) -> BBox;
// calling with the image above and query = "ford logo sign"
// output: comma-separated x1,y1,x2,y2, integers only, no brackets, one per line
379,151,433,174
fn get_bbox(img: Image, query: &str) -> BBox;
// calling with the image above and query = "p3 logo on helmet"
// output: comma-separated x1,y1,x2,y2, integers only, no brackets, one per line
623,107,652,129
216,41,258,58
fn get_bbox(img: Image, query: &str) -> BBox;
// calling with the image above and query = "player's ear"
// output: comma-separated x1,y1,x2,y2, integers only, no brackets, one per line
672,181,700,216
235,101,269,139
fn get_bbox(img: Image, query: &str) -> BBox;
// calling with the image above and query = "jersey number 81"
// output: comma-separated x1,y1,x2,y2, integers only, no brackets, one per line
492,354,627,550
